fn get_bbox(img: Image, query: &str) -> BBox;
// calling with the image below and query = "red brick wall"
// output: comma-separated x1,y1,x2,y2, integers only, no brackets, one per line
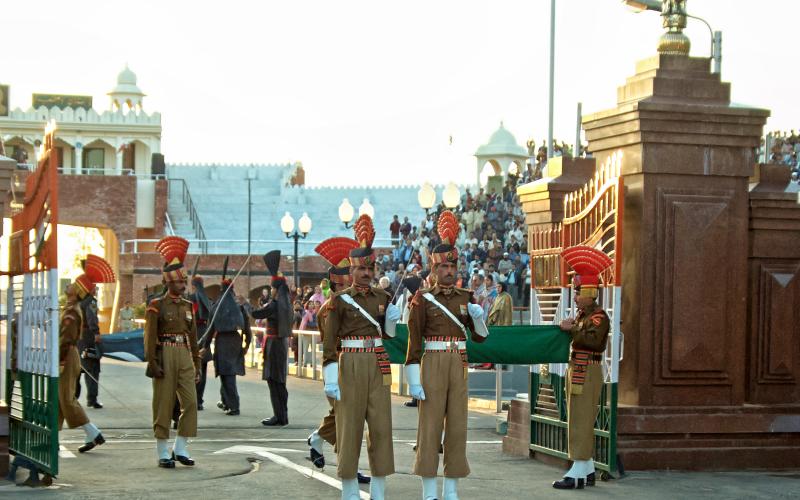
58,174,137,241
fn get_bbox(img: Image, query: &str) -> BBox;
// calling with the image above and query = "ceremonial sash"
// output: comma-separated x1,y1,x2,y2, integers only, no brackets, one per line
338,294,391,385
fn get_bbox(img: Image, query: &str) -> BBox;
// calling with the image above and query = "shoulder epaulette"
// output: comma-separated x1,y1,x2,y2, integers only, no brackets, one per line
410,290,425,308
147,297,162,314
590,309,608,326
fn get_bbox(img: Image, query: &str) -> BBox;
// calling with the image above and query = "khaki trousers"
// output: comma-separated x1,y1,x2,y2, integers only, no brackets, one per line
152,344,197,439
414,351,469,478
318,396,337,447
58,346,89,429
335,352,394,479
566,363,603,460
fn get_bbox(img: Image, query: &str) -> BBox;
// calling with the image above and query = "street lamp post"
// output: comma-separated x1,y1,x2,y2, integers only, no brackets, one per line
622,0,721,74
280,211,312,290
442,182,461,210
418,182,436,215
338,198,355,228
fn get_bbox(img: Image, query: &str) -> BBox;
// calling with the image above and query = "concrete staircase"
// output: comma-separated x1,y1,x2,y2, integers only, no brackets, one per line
166,163,465,256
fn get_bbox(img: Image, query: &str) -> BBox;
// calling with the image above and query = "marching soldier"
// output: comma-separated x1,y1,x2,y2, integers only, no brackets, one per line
552,245,612,489
145,236,201,469
76,258,104,409
322,215,401,500
405,211,489,500
59,255,115,452
250,250,292,426
306,237,370,484
209,278,249,416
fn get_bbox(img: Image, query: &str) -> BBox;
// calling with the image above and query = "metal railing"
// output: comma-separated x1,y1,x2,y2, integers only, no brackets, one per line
164,211,176,236
168,178,208,254
120,237,398,255
16,163,166,179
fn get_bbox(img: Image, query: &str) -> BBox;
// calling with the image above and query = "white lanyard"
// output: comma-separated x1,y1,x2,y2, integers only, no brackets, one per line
422,293,466,334
339,293,382,335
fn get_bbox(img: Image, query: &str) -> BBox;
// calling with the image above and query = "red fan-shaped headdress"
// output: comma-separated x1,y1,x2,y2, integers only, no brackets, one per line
316,237,358,287
74,254,116,298
431,210,461,264
349,215,376,267
156,236,190,282
315,237,359,268
561,245,613,298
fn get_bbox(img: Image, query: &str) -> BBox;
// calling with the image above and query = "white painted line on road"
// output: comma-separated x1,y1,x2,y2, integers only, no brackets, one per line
216,445,370,500
59,445,76,458
213,445,303,455
60,437,503,445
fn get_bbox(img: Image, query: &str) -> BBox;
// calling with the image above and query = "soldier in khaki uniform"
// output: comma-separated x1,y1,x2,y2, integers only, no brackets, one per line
405,211,489,500
322,215,401,500
145,236,201,469
553,245,612,490
59,255,115,453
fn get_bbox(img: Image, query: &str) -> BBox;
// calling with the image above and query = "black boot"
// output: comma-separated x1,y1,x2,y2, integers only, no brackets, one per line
78,433,106,453
586,472,596,486
552,477,584,490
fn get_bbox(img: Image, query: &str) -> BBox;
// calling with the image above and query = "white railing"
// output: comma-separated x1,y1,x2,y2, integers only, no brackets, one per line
164,211,176,236
16,163,166,179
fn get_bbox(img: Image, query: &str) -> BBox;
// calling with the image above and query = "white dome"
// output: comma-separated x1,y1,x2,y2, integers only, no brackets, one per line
109,64,144,97
117,64,137,85
474,122,528,158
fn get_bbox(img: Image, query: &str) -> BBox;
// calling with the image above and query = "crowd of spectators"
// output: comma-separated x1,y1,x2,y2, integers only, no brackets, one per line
764,131,800,183
381,170,538,317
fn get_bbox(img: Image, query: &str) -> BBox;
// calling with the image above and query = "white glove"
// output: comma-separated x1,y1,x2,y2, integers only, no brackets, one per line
467,303,484,319
323,362,341,401
467,304,490,338
384,303,401,337
472,317,490,338
405,363,426,400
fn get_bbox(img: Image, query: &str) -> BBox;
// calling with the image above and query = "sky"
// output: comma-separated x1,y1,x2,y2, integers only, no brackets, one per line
2,0,796,187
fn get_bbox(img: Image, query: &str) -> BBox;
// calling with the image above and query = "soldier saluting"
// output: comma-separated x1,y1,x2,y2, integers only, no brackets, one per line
552,245,612,489
145,236,201,469
405,211,489,500
322,215,401,500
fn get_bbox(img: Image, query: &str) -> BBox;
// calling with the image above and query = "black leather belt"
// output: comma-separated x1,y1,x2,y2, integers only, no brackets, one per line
158,333,188,343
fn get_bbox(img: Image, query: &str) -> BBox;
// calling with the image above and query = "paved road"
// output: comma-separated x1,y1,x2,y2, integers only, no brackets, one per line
2,359,798,499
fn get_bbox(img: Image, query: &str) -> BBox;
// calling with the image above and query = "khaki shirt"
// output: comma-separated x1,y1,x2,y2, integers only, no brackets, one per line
59,303,83,363
322,286,390,365
569,303,610,353
405,285,485,365
144,294,201,369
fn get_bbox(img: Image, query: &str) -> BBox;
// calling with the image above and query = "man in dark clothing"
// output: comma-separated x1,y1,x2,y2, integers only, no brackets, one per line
389,215,401,247
76,275,103,409
209,279,250,416
400,216,412,240
251,250,292,426
190,277,213,410
73,255,116,410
